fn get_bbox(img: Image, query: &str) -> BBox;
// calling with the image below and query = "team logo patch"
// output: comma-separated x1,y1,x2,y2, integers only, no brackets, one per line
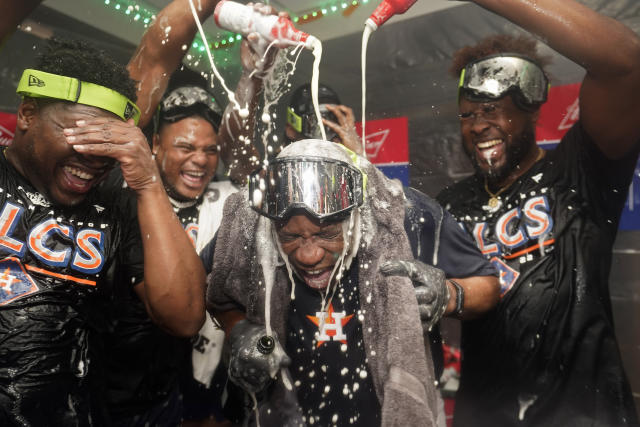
124,102,136,120
490,256,520,297
28,74,45,87
0,257,39,306
307,302,354,347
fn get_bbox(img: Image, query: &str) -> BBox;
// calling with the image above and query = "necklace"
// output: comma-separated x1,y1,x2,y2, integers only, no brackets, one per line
168,195,198,210
484,179,510,211
483,148,545,212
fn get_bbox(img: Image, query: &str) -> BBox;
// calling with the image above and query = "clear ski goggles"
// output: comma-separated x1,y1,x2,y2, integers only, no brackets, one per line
459,54,549,107
248,156,365,221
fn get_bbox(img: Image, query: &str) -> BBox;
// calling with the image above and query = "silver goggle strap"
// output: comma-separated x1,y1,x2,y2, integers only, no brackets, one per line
460,54,549,105
248,157,364,221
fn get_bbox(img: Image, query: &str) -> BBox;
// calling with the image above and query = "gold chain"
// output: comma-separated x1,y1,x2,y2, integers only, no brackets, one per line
484,148,545,208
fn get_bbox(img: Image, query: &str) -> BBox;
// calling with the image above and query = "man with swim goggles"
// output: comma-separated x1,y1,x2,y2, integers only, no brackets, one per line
0,37,206,425
435,1,640,425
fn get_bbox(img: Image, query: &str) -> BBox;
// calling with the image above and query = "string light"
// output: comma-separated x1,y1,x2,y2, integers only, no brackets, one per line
95,0,370,51
292,0,365,25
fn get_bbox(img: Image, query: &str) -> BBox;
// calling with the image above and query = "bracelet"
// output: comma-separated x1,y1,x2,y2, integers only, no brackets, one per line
448,279,464,317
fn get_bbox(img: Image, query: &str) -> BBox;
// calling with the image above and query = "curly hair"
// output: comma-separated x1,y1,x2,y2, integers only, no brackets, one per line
449,34,552,79
36,37,137,102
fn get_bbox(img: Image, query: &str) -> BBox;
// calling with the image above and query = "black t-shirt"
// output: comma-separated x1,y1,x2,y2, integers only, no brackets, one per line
103,201,199,421
286,265,381,427
0,153,144,426
437,123,640,427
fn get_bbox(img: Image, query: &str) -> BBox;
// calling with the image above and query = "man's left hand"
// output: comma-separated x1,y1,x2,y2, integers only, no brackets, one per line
64,118,160,192
380,259,449,332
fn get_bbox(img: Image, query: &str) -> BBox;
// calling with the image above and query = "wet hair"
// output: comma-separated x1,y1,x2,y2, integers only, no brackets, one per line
36,37,137,102
449,34,552,79
165,66,210,94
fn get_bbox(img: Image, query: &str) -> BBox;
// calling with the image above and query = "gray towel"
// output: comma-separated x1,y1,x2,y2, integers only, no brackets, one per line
206,156,437,426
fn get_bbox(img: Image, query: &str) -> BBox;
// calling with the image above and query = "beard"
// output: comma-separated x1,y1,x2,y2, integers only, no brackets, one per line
466,122,537,183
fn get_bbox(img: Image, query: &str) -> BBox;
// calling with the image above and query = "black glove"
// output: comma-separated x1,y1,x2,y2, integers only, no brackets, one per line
228,319,291,394
380,259,449,332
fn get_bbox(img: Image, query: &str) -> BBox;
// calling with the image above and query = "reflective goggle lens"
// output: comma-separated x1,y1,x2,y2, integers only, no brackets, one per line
248,157,364,221
460,55,548,106
161,86,221,117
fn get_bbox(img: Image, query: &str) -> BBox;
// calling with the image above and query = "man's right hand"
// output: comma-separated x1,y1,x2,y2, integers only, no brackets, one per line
322,104,365,157
228,319,291,394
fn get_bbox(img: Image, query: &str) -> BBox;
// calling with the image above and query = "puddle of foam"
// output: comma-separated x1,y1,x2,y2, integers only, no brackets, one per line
361,24,373,155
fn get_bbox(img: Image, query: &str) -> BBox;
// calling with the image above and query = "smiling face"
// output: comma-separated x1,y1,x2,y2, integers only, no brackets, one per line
276,214,345,290
7,100,115,207
153,116,219,201
459,95,538,183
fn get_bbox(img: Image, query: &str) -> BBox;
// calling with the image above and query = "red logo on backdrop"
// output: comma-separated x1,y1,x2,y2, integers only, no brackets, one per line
0,112,17,147
536,83,581,144
356,117,408,165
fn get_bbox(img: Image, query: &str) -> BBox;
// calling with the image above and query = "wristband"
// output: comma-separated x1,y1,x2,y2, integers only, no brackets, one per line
448,279,464,317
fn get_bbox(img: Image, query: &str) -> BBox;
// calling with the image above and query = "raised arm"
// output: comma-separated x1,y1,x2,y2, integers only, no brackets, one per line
217,4,287,184
127,0,219,128
217,34,271,184
472,0,640,158
65,118,206,337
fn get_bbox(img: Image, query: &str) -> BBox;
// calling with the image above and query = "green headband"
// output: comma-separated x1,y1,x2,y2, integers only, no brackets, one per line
286,107,303,132
16,69,140,125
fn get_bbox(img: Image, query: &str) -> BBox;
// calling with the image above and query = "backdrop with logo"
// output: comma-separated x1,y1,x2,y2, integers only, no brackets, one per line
356,116,409,186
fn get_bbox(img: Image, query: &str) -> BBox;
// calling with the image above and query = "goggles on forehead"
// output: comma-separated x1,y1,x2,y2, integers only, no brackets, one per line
459,54,549,107
248,156,365,221
159,85,222,130
286,105,338,142
16,69,140,125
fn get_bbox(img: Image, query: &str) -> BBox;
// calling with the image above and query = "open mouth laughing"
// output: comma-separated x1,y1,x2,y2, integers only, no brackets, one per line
61,165,104,194
300,268,333,290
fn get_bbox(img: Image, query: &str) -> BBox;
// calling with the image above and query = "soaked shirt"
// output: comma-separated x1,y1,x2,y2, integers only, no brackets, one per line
0,153,144,426
287,266,380,427
437,123,640,427
103,178,237,423
102,202,198,422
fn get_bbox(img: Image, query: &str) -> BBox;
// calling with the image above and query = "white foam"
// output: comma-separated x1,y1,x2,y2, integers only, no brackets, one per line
361,24,373,155
309,39,327,141
187,0,246,114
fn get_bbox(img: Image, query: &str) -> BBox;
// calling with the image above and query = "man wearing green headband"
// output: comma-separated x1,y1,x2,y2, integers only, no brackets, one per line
436,1,640,425
0,37,205,425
